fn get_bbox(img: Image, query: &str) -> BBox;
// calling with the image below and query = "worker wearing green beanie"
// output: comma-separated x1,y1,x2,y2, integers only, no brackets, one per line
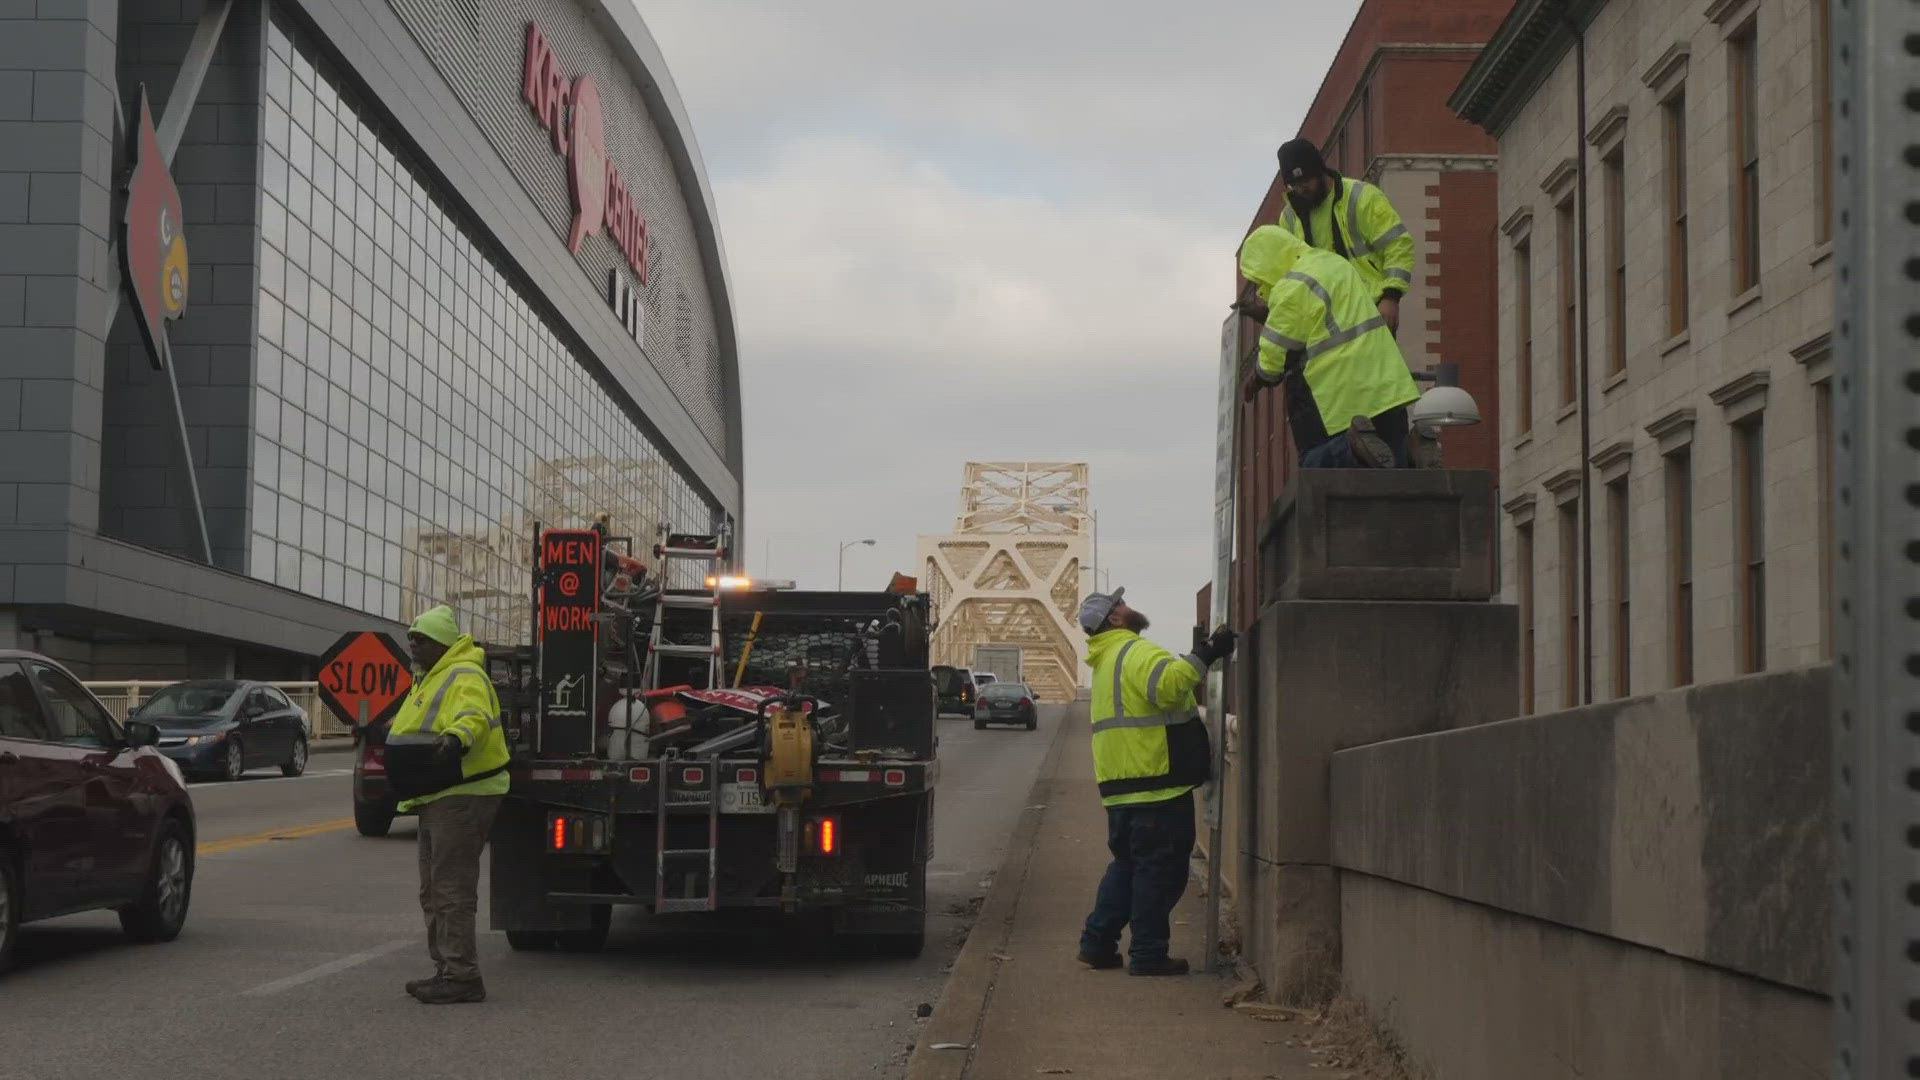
388,603,509,1004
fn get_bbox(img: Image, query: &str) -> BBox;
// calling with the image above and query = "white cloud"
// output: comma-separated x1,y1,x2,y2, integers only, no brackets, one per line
635,0,1364,654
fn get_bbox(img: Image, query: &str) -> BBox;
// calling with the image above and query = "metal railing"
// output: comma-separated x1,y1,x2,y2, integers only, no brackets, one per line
83,681,353,740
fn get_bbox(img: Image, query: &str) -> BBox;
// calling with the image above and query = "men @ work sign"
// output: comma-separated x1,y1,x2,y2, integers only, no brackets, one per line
539,529,600,756
316,631,413,727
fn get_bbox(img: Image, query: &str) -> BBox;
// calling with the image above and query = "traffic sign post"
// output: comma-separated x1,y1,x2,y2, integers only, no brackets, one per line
316,631,414,729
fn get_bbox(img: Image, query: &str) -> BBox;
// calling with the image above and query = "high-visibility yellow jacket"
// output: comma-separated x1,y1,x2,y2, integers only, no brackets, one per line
388,635,510,811
1240,225,1419,444
1086,629,1210,807
1279,174,1415,301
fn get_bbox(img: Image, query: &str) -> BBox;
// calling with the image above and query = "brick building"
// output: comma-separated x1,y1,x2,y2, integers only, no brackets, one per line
1227,0,1512,632
1452,0,1835,710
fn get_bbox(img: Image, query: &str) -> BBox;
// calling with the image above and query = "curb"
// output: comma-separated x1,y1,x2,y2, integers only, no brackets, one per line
906,705,1078,1080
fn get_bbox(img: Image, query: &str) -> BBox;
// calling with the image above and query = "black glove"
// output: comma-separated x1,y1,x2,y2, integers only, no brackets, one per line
434,733,464,762
1193,628,1238,667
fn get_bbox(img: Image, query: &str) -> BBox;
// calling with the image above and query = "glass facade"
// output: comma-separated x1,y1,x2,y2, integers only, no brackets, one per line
250,18,715,646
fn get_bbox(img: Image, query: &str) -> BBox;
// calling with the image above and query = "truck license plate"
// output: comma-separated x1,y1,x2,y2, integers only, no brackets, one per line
720,782,773,814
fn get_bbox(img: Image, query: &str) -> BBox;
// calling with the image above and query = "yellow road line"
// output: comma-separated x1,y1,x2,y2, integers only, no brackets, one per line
197,817,357,856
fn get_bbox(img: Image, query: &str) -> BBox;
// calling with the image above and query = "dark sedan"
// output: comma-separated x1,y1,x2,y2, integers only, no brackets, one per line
0,651,196,970
132,681,309,782
974,683,1038,730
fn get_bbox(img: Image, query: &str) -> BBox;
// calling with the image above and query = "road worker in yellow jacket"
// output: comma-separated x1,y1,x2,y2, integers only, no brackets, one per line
1276,138,1415,334
1238,224,1420,468
388,605,508,1004
1076,587,1235,977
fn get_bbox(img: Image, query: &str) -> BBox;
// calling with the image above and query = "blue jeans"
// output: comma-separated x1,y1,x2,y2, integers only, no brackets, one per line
1079,790,1196,964
1299,405,1410,468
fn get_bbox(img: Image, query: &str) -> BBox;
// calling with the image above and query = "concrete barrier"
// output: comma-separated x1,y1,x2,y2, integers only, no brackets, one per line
1329,665,1832,1076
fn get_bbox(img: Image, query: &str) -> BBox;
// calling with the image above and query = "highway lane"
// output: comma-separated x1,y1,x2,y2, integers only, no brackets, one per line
0,709,1060,1080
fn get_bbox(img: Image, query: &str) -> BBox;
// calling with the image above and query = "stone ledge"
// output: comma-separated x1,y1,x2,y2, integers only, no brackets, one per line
1258,469,1496,603
1329,664,1832,993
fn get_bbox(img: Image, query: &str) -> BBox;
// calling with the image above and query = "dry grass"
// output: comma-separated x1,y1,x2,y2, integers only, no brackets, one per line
1301,997,1429,1080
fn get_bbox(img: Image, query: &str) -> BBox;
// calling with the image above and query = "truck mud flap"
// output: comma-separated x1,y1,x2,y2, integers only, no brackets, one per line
490,796,607,934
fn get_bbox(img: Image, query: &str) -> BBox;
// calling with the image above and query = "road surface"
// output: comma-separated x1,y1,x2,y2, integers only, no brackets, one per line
0,708,1061,1080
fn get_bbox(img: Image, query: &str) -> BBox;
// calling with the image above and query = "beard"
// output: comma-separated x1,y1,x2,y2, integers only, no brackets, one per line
1120,609,1150,633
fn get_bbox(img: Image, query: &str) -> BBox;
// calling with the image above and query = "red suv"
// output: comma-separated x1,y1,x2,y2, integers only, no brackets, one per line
0,651,197,970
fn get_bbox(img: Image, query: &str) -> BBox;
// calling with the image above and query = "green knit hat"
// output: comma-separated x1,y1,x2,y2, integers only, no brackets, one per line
408,605,461,647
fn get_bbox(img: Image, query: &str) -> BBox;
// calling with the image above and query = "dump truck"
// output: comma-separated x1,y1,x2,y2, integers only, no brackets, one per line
488,526,936,956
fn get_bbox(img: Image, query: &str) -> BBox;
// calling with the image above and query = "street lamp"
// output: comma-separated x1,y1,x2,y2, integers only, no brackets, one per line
838,538,876,590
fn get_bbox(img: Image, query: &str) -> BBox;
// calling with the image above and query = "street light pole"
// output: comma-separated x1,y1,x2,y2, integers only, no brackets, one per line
838,538,876,591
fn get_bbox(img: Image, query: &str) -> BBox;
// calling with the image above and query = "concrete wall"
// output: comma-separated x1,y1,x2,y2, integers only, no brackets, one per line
1328,664,1832,1076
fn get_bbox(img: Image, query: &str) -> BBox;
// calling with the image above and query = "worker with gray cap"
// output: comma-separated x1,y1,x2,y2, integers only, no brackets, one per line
1076,587,1236,976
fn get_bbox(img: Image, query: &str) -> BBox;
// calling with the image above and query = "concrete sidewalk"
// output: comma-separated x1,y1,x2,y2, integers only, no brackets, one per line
908,707,1327,1080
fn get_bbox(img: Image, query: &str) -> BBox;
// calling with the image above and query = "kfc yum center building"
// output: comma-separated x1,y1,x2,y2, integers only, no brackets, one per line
3,0,742,677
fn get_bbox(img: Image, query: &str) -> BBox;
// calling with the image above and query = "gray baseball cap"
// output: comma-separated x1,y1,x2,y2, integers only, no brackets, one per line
1078,587,1126,633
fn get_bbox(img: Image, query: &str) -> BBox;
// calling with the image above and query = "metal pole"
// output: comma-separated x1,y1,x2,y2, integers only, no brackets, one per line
1832,0,1918,1072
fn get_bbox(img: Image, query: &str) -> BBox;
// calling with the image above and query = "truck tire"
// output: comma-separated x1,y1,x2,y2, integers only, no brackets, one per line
0,841,18,973
871,928,925,959
354,799,394,838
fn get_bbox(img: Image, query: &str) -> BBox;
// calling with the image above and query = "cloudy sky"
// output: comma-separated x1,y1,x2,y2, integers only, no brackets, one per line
642,0,1360,645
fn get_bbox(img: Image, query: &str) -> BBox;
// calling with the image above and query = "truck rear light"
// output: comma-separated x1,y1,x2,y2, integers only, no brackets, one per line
883,769,907,787
683,766,705,785
736,767,758,784
547,812,610,853
361,745,386,774
806,815,841,856
630,766,652,782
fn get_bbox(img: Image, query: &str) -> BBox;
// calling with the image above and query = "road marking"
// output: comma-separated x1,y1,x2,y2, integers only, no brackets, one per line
241,939,413,996
198,817,357,856
190,768,354,790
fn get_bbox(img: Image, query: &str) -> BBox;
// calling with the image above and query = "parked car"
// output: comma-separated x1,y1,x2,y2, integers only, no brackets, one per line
132,680,308,782
0,651,197,971
350,718,408,837
975,682,1038,731
932,665,977,717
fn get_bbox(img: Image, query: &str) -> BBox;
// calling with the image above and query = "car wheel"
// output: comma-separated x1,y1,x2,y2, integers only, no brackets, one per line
973,717,986,730
281,735,308,778
354,799,395,838
1026,716,1037,731
221,740,245,782
0,842,18,973
120,820,192,943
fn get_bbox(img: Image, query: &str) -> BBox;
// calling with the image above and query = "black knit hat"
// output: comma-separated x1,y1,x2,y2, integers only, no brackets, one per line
1277,139,1327,184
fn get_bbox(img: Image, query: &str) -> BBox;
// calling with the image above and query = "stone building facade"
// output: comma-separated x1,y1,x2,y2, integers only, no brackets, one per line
1454,0,1835,710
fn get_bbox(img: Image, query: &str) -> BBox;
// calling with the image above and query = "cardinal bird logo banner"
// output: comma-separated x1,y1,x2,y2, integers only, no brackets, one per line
122,85,189,369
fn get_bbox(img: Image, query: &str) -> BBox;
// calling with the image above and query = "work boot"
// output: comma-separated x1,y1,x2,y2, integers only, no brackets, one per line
1345,416,1396,469
1077,949,1124,970
1128,956,1191,977
404,975,443,997
412,977,486,1004
1409,424,1444,469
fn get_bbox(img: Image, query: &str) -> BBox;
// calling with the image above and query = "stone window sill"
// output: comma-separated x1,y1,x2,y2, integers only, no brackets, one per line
1555,401,1578,425
1603,369,1629,394
1728,286,1764,318
1660,330,1691,357
1810,241,1834,267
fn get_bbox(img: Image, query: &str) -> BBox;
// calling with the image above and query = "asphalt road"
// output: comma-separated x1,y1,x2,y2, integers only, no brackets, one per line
0,708,1060,1080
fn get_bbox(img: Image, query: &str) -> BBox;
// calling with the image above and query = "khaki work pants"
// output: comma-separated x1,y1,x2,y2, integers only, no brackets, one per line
416,794,502,983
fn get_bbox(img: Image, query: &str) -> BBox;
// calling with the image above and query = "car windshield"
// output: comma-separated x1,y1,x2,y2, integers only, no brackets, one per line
136,682,241,719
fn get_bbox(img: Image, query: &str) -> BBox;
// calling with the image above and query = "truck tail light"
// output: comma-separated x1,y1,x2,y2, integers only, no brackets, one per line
806,815,841,856
547,812,609,853
361,745,386,774
883,768,907,787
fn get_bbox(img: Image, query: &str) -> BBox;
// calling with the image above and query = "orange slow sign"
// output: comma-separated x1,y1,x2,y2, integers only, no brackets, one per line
316,631,414,727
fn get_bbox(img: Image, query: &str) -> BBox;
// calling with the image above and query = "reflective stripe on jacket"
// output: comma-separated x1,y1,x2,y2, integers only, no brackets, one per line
1278,173,1415,300
1239,225,1420,444
1085,629,1210,807
389,635,510,810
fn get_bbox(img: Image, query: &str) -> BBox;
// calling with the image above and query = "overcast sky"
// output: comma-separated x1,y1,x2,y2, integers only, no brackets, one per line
641,0,1360,652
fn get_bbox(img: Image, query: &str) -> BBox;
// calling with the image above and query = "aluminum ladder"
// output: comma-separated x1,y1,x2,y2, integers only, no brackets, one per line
654,762,722,912
640,529,727,692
